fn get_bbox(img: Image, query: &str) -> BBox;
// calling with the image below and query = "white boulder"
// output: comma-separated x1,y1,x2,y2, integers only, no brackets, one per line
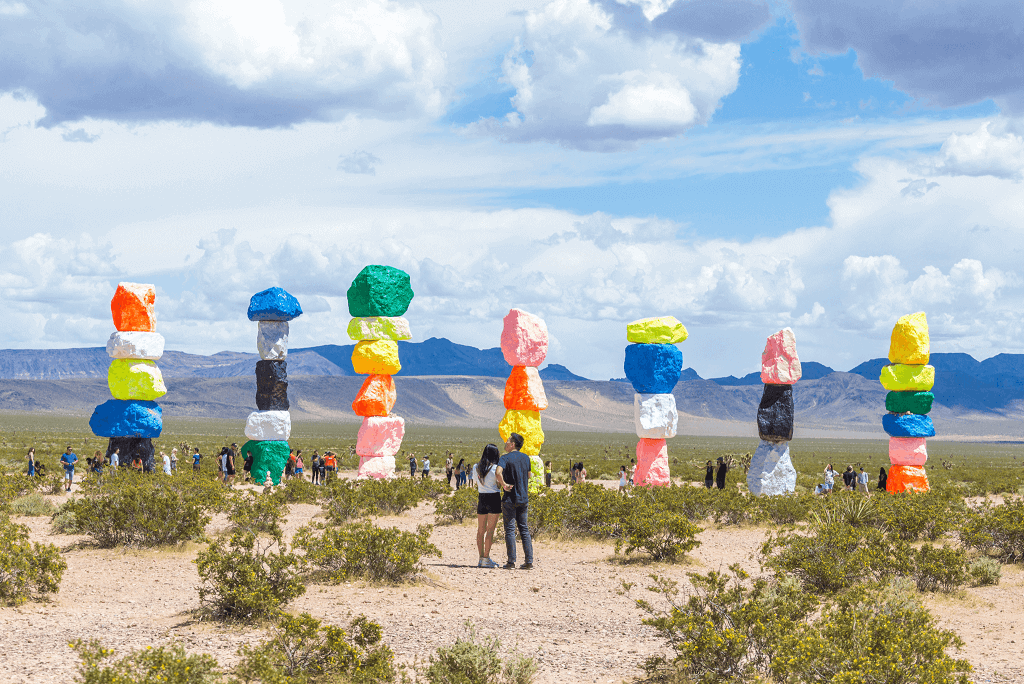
244,410,292,441
358,455,396,479
106,331,165,360
633,393,678,439
257,321,289,360
747,440,797,496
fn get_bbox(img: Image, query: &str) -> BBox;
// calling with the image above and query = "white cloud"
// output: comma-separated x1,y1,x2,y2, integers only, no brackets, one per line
923,122,1024,180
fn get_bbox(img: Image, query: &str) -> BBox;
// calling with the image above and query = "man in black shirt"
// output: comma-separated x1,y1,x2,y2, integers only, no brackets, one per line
496,432,534,570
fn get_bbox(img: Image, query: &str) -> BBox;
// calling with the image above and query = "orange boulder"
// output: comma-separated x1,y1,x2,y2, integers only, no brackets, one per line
352,374,396,417
111,282,156,332
503,366,548,411
886,464,930,493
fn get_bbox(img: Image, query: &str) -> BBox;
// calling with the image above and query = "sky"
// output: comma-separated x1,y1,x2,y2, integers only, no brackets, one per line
1,0,1023,380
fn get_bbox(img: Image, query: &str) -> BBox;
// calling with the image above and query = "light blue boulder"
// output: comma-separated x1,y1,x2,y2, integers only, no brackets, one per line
882,413,935,438
247,287,303,321
90,400,162,438
624,343,682,394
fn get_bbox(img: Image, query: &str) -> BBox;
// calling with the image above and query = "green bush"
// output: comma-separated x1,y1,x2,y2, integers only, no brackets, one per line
762,520,912,593
811,492,878,528
0,474,35,511
50,507,82,535
11,493,56,516
753,492,815,525
195,492,305,621
421,623,537,684
0,514,66,605
435,487,478,526
233,612,395,684
71,640,221,684
912,544,968,592
614,500,701,562
319,479,366,524
278,477,320,505
63,471,224,548
959,498,1024,562
873,489,968,541
359,478,431,516
967,556,1002,586
708,489,761,526
295,522,439,584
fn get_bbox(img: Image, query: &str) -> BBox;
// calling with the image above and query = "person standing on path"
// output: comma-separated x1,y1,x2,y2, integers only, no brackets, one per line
455,459,465,489
445,454,454,487
108,447,119,472
627,458,635,486
60,446,78,492
842,465,856,491
191,448,201,473
823,464,836,494
161,451,172,475
618,466,627,492
224,448,236,486
704,460,714,489
323,451,337,484
496,433,534,570
27,448,36,477
715,457,728,490
310,451,320,485
294,450,304,480
422,455,431,480
877,467,888,491
474,444,502,568
857,467,871,496
170,448,178,472
544,460,552,488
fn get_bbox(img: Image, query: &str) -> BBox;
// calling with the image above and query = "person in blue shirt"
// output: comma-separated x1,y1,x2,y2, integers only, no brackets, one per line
192,448,202,473
495,433,534,570
60,446,78,492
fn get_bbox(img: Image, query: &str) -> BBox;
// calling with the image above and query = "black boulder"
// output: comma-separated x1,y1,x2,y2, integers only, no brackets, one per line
757,383,794,441
256,359,289,411
106,437,156,472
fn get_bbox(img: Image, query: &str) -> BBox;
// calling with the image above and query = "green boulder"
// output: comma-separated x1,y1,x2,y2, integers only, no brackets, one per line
240,439,290,486
885,391,934,415
347,265,414,317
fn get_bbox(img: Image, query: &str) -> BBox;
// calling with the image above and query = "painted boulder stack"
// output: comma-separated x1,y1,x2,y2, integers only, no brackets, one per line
241,287,302,486
499,309,548,493
881,312,932,493
89,283,166,471
747,328,800,496
348,266,413,479
625,316,687,486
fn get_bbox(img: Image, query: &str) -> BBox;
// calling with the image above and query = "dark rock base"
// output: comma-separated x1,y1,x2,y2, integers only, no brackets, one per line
757,383,794,442
106,437,156,473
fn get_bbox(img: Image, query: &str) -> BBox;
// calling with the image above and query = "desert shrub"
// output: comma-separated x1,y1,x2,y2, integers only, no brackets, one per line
753,492,815,525
64,471,224,548
295,522,439,584
0,474,35,511
420,623,537,684
38,472,65,495
525,489,569,539
959,498,1024,562
278,477,319,505
195,492,305,621
708,489,761,526
359,478,429,516
812,491,878,528
50,506,82,534
762,520,912,593
873,489,968,541
233,612,395,684
558,483,626,535
320,479,366,524
418,478,454,501
11,493,56,516
967,556,1002,586
648,485,717,522
71,639,221,684
0,514,67,605
912,544,968,592
435,487,478,525
614,499,701,562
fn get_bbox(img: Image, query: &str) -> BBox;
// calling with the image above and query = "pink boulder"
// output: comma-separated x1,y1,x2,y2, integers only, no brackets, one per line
888,437,928,466
358,455,396,479
634,438,670,486
501,309,548,367
761,327,802,384
356,415,405,458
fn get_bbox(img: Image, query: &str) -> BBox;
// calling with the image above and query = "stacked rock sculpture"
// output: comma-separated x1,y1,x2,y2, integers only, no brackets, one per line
499,309,548,492
881,312,933,493
241,287,302,486
625,316,687,486
348,266,414,479
747,328,800,495
90,283,166,472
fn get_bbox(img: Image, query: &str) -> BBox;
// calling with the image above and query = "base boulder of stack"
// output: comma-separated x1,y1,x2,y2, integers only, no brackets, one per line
746,440,797,496
106,437,155,472
634,438,670,486
886,464,930,493
240,439,290,486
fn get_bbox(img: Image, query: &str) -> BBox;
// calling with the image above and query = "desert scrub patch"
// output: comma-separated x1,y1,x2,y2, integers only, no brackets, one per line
0,514,66,605
418,622,537,684
71,639,221,684
295,521,440,584
434,486,478,525
50,505,82,534
872,487,968,541
613,499,701,563
277,477,319,505
233,612,396,684
912,544,969,593
195,491,305,621
967,556,1001,586
959,497,1024,562
11,492,56,516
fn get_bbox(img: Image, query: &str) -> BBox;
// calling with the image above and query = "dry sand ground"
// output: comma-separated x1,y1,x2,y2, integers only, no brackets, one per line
1,476,1022,684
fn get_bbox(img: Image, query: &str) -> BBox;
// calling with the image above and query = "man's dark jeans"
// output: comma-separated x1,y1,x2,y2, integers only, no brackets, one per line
502,498,533,565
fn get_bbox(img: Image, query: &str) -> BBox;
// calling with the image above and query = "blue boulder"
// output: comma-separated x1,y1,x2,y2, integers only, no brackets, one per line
624,343,683,394
247,287,303,321
882,413,935,438
90,400,163,438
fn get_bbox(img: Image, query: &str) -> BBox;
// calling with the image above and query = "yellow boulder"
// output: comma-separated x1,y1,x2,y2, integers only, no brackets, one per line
889,312,929,364
880,364,934,392
626,316,688,344
351,340,401,375
499,409,544,456
108,359,166,401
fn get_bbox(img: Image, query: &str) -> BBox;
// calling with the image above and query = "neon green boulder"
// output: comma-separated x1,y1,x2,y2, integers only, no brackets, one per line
108,359,166,401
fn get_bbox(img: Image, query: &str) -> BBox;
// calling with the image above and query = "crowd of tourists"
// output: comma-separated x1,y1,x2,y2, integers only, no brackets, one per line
815,463,888,496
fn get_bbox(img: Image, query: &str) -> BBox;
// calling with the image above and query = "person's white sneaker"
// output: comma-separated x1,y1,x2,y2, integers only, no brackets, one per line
482,558,499,568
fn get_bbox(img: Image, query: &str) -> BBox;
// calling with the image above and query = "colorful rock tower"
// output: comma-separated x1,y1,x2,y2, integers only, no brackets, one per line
90,283,166,472
881,312,933,493
625,316,687,486
499,309,548,493
348,266,414,479
241,287,302,486
747,328,800,496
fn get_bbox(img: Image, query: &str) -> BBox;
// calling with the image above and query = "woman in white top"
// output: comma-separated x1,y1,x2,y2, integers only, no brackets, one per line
475,444,502,568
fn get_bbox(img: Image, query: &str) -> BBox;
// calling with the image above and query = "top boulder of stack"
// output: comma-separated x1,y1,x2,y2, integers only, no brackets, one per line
347,266,414,317
626,316,688,345
761,327,801,385
501,308,548,367
111,282,156,332
889,312,929,365
248,287,303,321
